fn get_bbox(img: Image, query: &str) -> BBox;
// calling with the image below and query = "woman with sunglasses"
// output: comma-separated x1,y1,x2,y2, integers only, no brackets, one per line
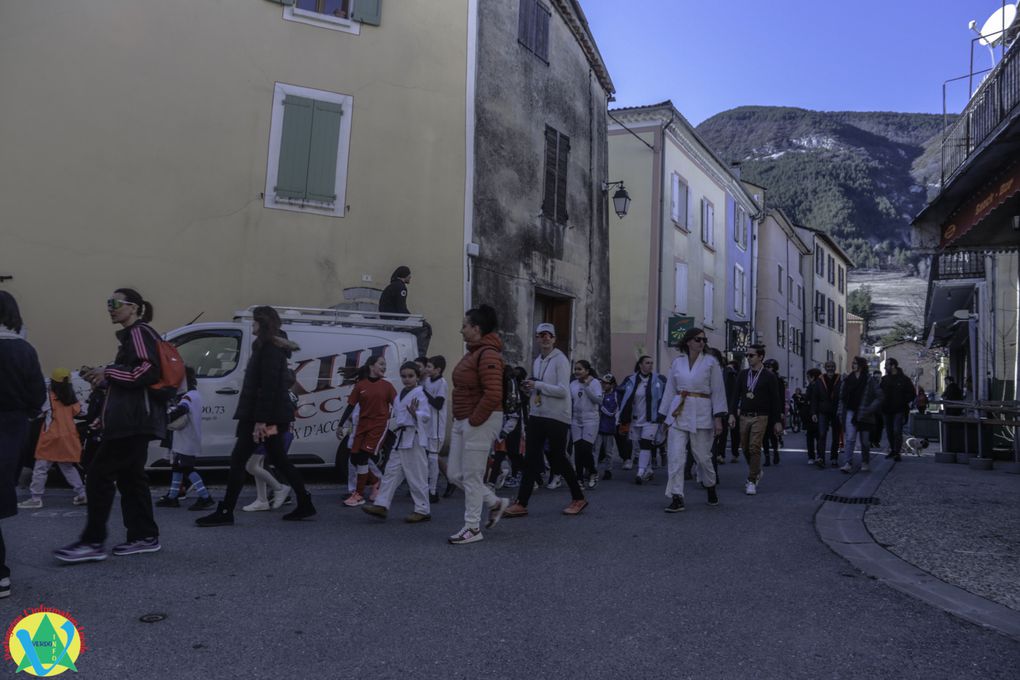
54,289,166,563
659,328,728,512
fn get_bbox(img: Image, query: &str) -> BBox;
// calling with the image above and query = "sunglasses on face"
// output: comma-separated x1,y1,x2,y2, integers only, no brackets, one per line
106,298,137,311
691,337,707,343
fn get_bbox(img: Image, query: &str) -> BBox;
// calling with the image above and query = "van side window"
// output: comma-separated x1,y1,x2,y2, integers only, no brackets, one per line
173,330,243,378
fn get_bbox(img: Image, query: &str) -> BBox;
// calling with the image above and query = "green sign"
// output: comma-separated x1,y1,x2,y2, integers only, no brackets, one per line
667,315,696,347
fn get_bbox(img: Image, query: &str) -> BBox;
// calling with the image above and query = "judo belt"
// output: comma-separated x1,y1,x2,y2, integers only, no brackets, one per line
672,391,711,418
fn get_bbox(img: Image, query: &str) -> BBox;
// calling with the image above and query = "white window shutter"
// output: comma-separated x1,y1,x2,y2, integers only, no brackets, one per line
707,203,715,246
703,280,714,326
686,188,695,232
670,174,680,222
674,262,688,313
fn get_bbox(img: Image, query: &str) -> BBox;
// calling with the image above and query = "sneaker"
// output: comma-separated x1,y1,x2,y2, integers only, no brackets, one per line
807,458,817,465
602,470,613,480
830,459,839,468
707,486,719,506
716,456,726,465
405,512,431,523
763,457,772,467
112,537,161,556
17,497,42,509
0,577,9,599
622,459,634,470
53,541,108,563
486,498,510,528
362,504,388,520
343,492,366,507
243,499,271,512
282,497,316,521
665,495,685,513
271,485,292,510
587,474,598,490
562,499,588,515
503,473,521,489
195,505,234,527
429,492,440,503
860,463,870,472
155,495,179,508
643,469,654,483
634,472,644,485
448,527,483,545
839,464,853,474
815,459,826,469
503,502,528,518
745,481,757,495
546,475,563,490
188,497,216,512
72,494,87,506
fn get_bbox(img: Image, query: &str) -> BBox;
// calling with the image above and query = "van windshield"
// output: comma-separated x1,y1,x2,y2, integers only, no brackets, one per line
173,330,243,378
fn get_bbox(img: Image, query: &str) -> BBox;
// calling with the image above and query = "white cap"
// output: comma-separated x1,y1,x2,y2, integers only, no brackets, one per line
535,322,556,336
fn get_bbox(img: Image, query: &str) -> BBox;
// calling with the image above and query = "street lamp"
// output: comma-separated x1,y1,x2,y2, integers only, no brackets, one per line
602,180,631,219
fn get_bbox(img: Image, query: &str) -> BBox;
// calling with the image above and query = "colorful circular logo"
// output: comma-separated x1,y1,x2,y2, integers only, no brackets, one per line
4,607,84,677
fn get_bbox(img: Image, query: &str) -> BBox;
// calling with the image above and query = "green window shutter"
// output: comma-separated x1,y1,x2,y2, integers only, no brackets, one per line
555,133,569,224
305,100,343,204
542,126,558,219
275,95,314,200
351,0,381,25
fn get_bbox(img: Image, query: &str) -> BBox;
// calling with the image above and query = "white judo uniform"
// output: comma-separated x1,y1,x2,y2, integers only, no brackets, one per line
659,353,729,499
372,385,432,515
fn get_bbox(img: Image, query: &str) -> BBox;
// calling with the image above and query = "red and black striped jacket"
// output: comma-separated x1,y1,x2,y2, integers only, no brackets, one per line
100,322,167,441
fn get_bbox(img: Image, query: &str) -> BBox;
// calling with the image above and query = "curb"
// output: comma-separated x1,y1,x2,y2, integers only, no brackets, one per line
814,455,1020,643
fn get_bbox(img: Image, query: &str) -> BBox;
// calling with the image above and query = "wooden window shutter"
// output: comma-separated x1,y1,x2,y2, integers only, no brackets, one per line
518,0,535,48
305,100,343,204
351,0,381,26
275,95,315,200
555,132,570,224
542,126,558,219
534,2,550,61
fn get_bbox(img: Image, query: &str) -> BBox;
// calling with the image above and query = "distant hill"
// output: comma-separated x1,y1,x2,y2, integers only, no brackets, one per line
695,106,952,269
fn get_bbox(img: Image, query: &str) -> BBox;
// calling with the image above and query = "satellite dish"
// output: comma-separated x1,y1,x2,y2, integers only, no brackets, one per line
977,3,1018,47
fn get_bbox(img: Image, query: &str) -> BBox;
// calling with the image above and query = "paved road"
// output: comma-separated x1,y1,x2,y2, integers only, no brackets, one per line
4,432,1019,678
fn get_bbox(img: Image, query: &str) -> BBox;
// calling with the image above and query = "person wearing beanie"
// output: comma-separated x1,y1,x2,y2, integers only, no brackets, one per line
378,266,412,318
19,368,87,510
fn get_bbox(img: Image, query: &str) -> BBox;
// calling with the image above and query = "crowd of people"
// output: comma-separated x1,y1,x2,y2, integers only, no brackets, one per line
0,284,941,598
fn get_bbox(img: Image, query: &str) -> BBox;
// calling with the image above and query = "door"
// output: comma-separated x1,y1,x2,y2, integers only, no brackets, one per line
534,291,573,357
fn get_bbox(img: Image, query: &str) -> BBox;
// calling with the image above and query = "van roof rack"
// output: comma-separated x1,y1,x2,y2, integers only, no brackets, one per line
234,305,425,331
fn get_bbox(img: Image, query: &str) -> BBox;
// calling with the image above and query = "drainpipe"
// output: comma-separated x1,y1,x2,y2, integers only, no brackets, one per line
654,111,676,371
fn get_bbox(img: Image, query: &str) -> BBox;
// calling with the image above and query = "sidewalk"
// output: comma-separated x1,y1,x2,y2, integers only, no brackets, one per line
816,446,1020,641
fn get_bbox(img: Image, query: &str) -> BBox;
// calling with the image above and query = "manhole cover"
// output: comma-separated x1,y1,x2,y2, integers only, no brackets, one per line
139,613,167,624
819,493,880,505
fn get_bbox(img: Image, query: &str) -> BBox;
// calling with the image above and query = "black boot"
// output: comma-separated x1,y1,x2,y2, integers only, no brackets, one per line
664,495,685,513
706,485,719,506
283,493,316,521
195,502,234,527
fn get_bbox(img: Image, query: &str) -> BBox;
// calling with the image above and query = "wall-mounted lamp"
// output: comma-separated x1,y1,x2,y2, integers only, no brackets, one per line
602,180,631,219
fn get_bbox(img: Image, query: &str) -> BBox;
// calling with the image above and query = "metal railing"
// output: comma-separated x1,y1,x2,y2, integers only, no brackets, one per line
932,251,986,279
942,36,1020,186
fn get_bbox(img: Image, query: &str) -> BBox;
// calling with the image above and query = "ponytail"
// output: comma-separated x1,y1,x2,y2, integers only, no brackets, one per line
114,287,154,323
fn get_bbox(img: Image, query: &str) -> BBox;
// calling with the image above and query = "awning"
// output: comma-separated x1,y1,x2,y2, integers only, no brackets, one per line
939,161,1020,250
925,282,977,348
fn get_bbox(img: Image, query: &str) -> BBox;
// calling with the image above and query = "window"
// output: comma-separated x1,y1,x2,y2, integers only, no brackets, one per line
703,279,714,326
827,298,835,328
172,330,243,378
701,199,715,247
733,203,743,243
838,265,845,294
827,255,835,285
542,126,570,224
671,174,689,229
788,276,794,302
778,265,784,294
265,83,353,218
518,0,551,62
826,349,835,363
815,245,824,276
815,291,825,323
733,264,746,316
798,284,803,310
838,305,845,334
284,0,379,33
674,262,688,313
777,317,785,348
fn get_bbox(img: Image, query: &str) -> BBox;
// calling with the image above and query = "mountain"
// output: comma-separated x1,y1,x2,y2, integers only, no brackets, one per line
695,106,952,269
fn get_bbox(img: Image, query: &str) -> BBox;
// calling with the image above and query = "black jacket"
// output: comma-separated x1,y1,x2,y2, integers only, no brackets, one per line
809,373,841,417
730,367,782,424
880,372,915,414
235,335,299,425
100,322,167,441
378,279,409,317
0,332,46,416
838,372,883,425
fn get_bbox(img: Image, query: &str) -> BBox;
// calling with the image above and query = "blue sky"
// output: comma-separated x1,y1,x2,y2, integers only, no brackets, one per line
582,0,1012,124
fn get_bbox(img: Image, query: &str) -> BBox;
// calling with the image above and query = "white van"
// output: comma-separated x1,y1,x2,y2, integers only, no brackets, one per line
148,306,424,469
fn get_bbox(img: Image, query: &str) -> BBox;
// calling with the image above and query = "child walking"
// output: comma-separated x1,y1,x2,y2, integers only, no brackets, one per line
336,355,396,507
596,374,620,480
362,362,432,522
156,367,214,511
423,355,448,503
19,368,86,509
571,360,603,489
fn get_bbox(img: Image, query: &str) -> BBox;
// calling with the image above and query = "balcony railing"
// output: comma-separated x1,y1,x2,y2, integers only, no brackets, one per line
942,37,1020,186
932,251,986,280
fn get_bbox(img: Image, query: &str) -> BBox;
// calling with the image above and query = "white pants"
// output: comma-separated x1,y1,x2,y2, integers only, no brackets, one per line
373,443,430,515
245,454,284,503
30,460,84,498
447,412,503,530
665,427,715,498
427,451,440,494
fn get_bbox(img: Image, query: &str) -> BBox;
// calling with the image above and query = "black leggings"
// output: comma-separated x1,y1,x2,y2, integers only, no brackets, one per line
573,440,595,479
222,422,309,512
517,417,584,505
81,435,158,544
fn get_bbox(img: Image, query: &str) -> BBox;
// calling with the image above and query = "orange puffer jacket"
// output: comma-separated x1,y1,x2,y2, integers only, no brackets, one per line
451,333,505,426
